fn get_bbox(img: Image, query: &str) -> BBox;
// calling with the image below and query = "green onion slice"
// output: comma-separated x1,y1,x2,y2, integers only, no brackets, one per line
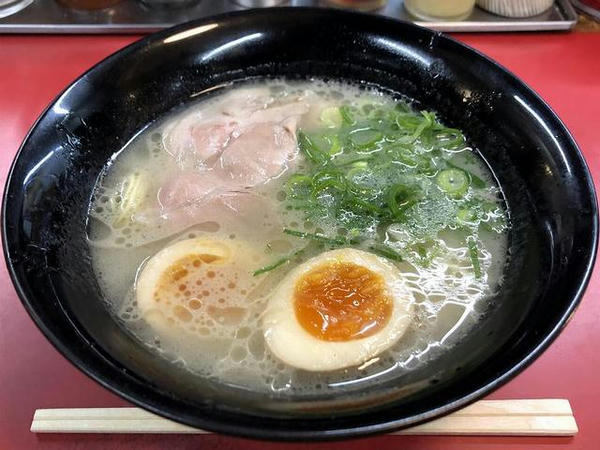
437,168,470,198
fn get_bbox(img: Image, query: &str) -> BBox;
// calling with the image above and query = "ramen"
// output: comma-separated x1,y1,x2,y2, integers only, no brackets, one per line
88,80,508,394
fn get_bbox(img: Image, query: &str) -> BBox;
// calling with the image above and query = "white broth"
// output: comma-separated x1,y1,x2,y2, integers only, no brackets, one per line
88,80,508,394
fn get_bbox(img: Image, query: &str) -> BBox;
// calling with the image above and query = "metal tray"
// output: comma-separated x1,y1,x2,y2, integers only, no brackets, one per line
0,0,578,33
571,0,600,20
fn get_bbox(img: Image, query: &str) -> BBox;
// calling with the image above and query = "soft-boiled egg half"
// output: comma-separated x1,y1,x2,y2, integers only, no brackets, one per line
263,248,413,371
135,237,259,335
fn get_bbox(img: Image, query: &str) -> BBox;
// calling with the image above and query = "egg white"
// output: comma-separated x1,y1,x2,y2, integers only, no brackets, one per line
135,238,234,335
262,248,413,372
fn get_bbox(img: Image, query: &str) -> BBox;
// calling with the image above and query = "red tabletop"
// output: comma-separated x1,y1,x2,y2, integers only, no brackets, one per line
1,31,599,450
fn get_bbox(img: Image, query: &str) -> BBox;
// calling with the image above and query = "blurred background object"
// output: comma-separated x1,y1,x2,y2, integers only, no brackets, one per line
140,0,200,9
404,0,476,20
476,0,554,17
571,0,600,20
0,0,581,33
0,0,33,18
56,0,122,9
325,0,389,10
140,0,200,8
232,0,285,7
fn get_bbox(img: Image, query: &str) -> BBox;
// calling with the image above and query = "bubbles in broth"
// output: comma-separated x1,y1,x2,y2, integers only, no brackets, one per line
88,79,508,395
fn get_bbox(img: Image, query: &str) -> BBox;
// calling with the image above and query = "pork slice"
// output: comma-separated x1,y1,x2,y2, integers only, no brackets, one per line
161,87,275,169
134,170,273,243
188,121,238,165
146,89,308,233
157,170,226,211
247,101,310,124
156,170,268,221
220,87,274,117
217,118,299,187
163,116,238,169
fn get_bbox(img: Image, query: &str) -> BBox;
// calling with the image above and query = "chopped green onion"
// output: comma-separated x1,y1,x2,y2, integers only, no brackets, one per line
344,195,382,214
467,237,482,279
298,131,329,165
435,130,466,151
310,170,347,197
457,208,477,223
387,183,421,220
311,181,346,198
283,228,347,246
253,257,290,276
312,169,345,187
339,105,356,126
334,156,374,167
253,244,311,277
370,244,403,262
397,111,434,144
350,161,368,169
468,173,486,189
394,101,412,114
395,112,424,130
447,160,486,189
285,174,313,199
310,133,342,156
320,107,343,128
437,168,470,198
283,98,504,271
417,156,439,177
395,148,419,168
346,161,370,180
349,128,383,148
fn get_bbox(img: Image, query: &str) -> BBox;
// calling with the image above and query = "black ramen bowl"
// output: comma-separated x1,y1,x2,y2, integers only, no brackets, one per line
2,7,598,441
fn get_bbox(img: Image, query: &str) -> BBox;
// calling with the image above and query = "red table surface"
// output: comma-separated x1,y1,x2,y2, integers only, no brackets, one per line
0,31,599,450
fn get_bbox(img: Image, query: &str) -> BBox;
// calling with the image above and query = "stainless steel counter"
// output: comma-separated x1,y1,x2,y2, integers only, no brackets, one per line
0,0,578,33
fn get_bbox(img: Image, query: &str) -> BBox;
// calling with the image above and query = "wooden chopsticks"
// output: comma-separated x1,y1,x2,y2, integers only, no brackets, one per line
30,399,578,436
395,399,577,436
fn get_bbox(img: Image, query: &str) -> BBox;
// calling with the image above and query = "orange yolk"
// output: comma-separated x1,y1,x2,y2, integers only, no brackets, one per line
294,262,393,342
152,253,223,320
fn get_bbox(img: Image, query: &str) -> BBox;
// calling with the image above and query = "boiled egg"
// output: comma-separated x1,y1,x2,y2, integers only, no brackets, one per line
135,237,258,335
263,248,413,371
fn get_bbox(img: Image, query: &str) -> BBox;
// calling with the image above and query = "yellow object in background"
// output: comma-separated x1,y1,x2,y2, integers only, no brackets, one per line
404,0,476,20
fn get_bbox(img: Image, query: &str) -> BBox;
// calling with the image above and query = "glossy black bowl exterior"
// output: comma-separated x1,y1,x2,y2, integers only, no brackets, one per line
2,8,597,440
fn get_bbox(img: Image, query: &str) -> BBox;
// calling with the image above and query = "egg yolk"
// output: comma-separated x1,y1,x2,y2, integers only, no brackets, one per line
152,253,223,321
294,262,393,341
